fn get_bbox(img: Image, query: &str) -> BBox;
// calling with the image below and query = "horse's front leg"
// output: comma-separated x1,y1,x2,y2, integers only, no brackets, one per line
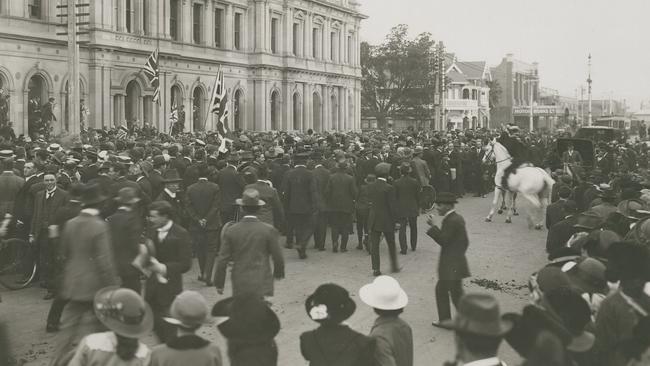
512,192,519,216
504,190,513,223
486,187,500,222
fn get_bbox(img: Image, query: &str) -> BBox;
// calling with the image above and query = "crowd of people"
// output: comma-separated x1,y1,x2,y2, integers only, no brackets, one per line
0,122,649,366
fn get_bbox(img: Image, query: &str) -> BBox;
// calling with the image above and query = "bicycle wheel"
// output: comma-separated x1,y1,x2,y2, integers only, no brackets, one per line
0,238,37,290
420,185,437,213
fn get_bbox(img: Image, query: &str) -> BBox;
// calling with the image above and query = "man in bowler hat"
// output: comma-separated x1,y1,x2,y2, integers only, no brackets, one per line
427,192,470,326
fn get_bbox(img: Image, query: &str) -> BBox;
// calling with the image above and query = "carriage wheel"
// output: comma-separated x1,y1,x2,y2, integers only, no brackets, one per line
420,185,437,213
0,238,37,290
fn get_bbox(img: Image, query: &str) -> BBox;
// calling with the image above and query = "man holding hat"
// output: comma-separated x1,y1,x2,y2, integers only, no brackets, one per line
214,188,285,300
442,293,511,366
427,192,471,326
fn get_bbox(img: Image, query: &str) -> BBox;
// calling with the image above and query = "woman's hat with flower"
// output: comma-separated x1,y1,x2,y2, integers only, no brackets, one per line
305,283,356,324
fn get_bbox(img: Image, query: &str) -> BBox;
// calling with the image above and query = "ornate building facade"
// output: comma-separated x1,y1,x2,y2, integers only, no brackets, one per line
0,0,365,136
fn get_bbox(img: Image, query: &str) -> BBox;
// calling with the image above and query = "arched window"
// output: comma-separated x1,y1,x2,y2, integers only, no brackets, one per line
193,87,204,131
125,80,141,125
27,74,48,136
471,89,478,100
234,90,243,131
313,92,322,131
270,91,280,131
293,93,301,131
462,89,470,99
0,73,10,126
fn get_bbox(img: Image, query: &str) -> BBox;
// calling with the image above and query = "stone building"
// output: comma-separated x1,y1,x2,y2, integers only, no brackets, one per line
490,53,540,129
0,0,365,136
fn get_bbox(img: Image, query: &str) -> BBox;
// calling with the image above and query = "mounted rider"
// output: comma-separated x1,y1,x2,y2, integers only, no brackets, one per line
497,124,533,190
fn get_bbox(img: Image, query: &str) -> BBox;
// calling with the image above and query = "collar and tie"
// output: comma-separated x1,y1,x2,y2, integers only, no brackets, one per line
46,189,56,200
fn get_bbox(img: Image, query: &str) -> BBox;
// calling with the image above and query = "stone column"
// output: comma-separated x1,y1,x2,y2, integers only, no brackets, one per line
254,79,266,131
304,12,311,59
118,94,126,126
161,0,170,38
284,6,292,56
304,84,311,130
182,0,191,43
205,0,214,46
135,0,143,34
225,4,233,49
323,19,330,61
89,64,102,129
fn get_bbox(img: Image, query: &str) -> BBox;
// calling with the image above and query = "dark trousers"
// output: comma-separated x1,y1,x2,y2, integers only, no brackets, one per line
288,213,314,254
190,229,219,281
313,211,328,249
435,279,464,321
120,274,142,293
369,230,398,272
398,216,418,251
151,301,176,343
46,297,68,326
284,214,295,245
37,231,54,288
355,209,369,247
221,205,237,224
329,212,352,251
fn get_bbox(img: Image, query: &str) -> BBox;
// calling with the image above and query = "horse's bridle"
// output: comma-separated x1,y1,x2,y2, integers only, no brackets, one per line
484,145,512,164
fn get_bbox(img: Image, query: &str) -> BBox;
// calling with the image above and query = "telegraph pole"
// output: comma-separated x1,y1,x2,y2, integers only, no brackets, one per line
68,0,79,134
587,53,592,126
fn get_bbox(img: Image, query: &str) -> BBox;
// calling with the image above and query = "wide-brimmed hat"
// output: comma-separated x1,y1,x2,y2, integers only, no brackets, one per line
359,275,408,310
617,199,650,220
435,192,458,204
566,257,607,294
305,283,356,324
212,293,280,343
543,287,595,353
573,211,603,230
81,183,107,205
94,286,153,338
365,174,377,184
164,291,210,329
115,187,141,205
235,188,266,207
163,168,183,183
440,293,513,337
374,162,391,176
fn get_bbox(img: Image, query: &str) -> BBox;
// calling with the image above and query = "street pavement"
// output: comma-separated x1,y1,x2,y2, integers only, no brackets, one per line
2,193,549,366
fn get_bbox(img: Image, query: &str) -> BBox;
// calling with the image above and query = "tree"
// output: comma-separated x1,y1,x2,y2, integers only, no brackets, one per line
361,24,436,130
486,80,502,109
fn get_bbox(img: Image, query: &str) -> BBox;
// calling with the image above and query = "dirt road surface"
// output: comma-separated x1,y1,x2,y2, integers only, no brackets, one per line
1,194,548,365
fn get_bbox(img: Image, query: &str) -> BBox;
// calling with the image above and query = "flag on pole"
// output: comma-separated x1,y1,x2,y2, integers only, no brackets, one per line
143,48,160,104
209,68,225,115
170,103,178,124
217,92,230,136
116,125,128,140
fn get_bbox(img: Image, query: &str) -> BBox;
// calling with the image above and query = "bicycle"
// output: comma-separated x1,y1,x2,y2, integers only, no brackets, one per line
0,214,38,290
419,185,437,213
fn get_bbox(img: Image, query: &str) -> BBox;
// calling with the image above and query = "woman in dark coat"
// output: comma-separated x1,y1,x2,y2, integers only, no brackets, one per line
300,283,375,366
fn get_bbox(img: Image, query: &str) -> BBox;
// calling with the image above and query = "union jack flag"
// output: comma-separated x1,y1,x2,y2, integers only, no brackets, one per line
143,49,160,104
209,68,225,115
116,125,128,140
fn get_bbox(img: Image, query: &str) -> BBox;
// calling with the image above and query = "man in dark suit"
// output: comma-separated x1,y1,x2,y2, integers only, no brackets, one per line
80,150,99,183
106,187,144,293
244,166,284,229
185,164,222,285
213,155,245,223
426,192,470,325
107,162,149,219
0,157,25,218
155,169,188,228
367,162,400,276
40,97,57,127
312,156,331,251
14,161,42,239
145,200,192,343
31,173,69,298
546,200,579,257
148,155,167,200
546,186,572,230
325,161,357,253
282,153,318,259
562,143,583,166
394,164,420,253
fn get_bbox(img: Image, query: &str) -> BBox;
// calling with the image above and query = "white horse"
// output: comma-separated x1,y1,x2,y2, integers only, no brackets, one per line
482,139,555,229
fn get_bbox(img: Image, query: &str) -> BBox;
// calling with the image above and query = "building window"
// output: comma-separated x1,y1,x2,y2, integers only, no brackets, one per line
214,8,223,48
312,28,319,58
234,13,242,50
330,32,337,61
462,89,470,99
193,4,202,44
125,0,133,33
28,0,41,19
271,18,279,54
170,0,179,41
292,23,300,56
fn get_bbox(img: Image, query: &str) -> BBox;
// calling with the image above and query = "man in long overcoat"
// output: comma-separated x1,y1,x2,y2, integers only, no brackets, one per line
214,188,284,299
394,164,420,253
426,192,470,325
367,162,400,276
325,161,357,252
282,152,318,259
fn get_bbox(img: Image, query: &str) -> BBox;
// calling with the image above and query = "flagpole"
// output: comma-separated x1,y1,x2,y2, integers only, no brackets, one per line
204,67,220,132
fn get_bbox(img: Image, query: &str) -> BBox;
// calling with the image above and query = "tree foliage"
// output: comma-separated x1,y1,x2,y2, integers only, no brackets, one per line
486,80,502,109
361,24,436,129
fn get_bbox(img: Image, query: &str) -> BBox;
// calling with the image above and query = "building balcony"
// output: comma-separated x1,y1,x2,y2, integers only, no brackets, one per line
445,98,478,110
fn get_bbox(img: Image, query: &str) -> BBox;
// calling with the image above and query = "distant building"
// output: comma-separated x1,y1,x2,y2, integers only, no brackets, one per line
578,99,626,122
0,0,365,136
444,58,491,130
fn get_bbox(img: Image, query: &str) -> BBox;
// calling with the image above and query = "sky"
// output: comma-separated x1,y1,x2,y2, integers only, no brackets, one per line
358,0,650,111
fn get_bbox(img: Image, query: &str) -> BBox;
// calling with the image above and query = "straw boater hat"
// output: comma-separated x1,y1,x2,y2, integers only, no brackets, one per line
94,286,153,338
0,150,15,160
359,275,408,310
